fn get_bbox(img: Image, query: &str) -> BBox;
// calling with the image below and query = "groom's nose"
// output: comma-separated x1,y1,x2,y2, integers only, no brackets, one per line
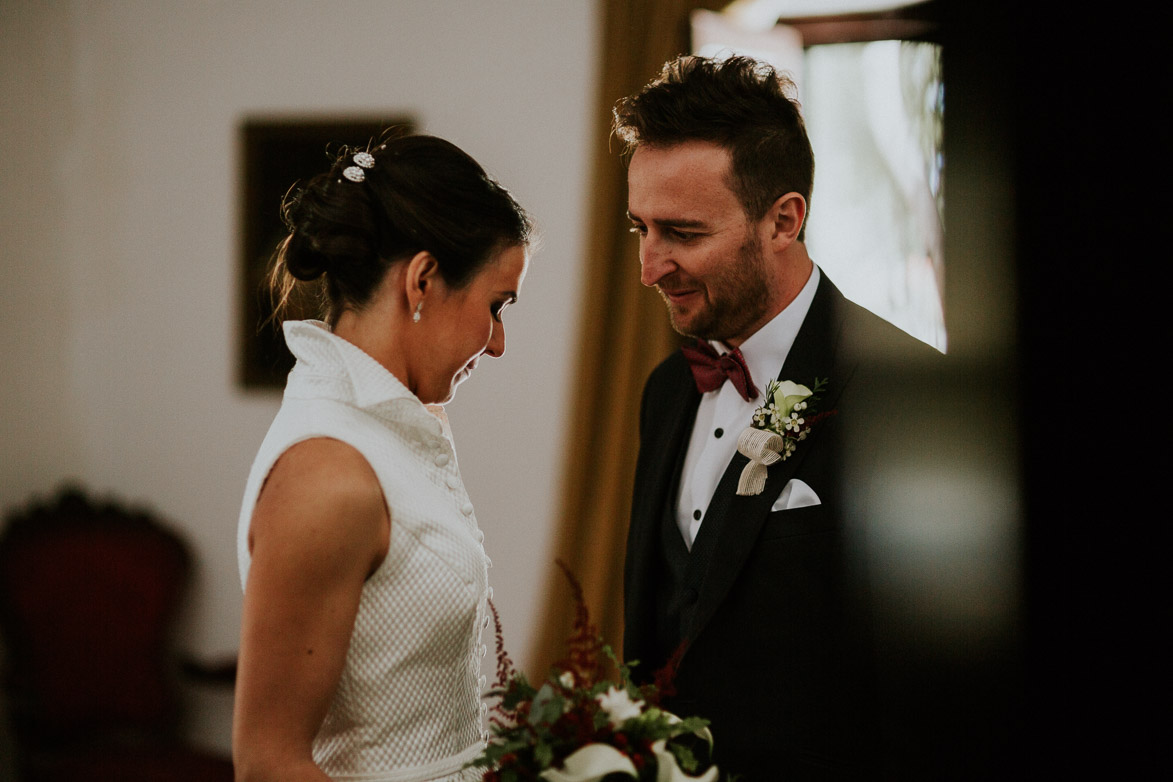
639,235,674,287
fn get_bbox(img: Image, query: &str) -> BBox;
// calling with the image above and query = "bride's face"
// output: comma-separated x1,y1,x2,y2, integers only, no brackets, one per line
417,244,528,405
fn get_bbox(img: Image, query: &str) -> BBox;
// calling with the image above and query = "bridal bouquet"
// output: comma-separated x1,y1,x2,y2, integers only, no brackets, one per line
468,562,719,782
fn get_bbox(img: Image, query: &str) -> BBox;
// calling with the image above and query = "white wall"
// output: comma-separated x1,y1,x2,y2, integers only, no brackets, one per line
0,0,598,755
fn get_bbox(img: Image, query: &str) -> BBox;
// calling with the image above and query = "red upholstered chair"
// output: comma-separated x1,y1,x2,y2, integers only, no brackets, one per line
0,486,234,781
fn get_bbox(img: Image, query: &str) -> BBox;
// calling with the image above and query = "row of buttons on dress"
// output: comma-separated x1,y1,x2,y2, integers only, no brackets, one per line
477,588,495,741
399,415,497,745
424,439,492,566
477,584,495,733
424,431,497,742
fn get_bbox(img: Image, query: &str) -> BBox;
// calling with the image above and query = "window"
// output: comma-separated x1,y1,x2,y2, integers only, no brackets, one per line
693,3,945,351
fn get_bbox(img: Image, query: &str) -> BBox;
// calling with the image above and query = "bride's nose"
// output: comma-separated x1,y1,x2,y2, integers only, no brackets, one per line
485,320,505,358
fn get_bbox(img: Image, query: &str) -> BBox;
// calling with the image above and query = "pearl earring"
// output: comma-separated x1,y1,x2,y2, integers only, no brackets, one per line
413,301,423,323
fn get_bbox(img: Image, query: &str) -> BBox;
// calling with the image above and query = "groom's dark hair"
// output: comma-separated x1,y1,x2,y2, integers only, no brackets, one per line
612,55,814,240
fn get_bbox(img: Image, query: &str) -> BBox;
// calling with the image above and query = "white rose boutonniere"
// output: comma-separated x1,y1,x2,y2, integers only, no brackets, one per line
736,377,833,495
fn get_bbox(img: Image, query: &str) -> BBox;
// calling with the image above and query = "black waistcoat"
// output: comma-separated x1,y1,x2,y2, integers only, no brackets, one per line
651,444,741,665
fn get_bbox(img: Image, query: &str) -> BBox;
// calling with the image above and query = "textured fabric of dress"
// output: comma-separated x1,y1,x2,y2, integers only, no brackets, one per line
238,320,492,782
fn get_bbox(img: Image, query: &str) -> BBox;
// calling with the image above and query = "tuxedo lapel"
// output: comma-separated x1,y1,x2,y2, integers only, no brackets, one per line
641,364,701,527
687,274,859,643
625,354,700,662
771,276,856,414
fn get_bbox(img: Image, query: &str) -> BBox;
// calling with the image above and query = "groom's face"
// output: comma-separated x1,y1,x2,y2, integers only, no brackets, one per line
627,140,771,347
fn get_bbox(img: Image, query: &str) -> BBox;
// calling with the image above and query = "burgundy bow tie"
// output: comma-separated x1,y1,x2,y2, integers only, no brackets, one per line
681,339,759,402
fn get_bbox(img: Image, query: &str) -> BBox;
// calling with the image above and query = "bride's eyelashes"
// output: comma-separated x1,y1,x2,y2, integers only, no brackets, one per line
493,297,516,322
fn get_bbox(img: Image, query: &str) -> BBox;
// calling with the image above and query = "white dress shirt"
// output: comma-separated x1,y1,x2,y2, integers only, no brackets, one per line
675,265,820,549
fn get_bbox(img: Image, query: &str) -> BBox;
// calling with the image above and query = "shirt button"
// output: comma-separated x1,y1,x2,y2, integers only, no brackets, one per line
693,509,702,520
447,475,460,489
487,586,494,600
478,674,488,689
714,427,724,438
434,453,450,467
475,529,485,543
461,502,474,515
478,643,488,658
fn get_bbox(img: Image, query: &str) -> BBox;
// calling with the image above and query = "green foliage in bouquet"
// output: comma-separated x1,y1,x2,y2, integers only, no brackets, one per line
468,562,719,782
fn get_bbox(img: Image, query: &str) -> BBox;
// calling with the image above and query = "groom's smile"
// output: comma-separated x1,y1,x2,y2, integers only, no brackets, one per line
627,140,773,347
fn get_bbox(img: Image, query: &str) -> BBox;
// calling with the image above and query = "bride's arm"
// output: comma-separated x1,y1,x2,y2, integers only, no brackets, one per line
233,438,390,782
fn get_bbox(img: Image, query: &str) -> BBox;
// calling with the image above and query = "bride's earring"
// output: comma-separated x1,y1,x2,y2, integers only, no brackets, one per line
412,301,423,323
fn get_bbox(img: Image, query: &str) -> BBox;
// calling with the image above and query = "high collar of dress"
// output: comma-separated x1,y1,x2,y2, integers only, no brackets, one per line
281,320,443,436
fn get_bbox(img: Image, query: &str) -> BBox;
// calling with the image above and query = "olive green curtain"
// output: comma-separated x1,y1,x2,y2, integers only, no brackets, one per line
527,0,728,680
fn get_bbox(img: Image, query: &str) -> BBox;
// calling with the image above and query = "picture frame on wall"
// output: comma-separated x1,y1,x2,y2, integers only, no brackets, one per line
237,116,414,388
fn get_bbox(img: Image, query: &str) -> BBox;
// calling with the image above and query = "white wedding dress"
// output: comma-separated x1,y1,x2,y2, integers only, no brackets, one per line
238,320,492,782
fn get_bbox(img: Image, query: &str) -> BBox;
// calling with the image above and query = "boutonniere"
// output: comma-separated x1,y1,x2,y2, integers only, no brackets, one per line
735,378,834,496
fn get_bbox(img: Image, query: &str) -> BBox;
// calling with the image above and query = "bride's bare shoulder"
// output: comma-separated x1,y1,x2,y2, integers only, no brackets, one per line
249,438,389,572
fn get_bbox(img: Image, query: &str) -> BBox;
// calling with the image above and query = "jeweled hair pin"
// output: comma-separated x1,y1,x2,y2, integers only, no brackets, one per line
342,151,376,182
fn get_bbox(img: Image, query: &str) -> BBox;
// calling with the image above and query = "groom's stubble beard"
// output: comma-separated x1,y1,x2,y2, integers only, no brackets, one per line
660,232,771,343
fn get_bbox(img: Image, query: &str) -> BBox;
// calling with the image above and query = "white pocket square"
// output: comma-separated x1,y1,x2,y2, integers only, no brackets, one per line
771,478,821,511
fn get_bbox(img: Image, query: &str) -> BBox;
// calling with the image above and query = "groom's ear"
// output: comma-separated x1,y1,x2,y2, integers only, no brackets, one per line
765,192,806,251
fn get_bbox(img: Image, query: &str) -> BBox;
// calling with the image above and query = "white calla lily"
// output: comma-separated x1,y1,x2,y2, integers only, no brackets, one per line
650,738,719,782
539,743,638,782
773,379,813,417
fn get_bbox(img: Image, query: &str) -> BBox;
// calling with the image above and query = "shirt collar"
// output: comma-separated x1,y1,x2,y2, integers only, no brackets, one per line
708,264,820,397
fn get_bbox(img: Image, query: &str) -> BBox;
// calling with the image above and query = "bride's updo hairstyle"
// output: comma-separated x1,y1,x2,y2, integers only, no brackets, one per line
271,133,532,325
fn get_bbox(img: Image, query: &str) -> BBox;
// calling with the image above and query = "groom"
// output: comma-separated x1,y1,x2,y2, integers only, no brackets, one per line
617,55,941,779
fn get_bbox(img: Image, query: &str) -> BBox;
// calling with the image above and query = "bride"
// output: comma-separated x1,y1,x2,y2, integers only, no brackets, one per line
233,133,531,781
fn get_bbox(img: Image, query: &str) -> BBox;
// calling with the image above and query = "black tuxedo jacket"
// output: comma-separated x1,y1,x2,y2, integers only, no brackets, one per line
624,272,941,780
